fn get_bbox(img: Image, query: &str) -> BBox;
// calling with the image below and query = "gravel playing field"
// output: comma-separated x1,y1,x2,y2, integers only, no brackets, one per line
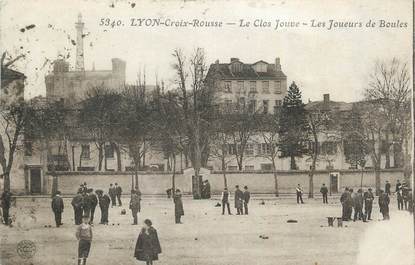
1,195,414,265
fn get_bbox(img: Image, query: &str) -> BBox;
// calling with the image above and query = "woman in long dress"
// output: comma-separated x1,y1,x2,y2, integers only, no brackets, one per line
134,219,162,265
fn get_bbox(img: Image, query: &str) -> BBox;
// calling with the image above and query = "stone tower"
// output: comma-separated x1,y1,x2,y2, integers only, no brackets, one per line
75,13,84,71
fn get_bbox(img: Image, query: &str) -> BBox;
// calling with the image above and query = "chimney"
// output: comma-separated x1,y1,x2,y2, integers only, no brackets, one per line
323,93,330,104
275,57,281,71
230,58,239,63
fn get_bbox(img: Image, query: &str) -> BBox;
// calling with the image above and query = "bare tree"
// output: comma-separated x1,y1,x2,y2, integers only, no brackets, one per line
364,58,411,184
171,48,213,198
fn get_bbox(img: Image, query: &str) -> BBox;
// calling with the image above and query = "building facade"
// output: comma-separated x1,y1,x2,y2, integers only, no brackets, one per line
45,14,126,104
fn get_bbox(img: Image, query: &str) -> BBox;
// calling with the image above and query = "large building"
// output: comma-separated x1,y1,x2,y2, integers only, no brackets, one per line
205,57,287,114
45,14,126,104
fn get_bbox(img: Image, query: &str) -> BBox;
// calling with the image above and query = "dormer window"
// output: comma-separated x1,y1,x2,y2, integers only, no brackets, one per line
230,61,243,73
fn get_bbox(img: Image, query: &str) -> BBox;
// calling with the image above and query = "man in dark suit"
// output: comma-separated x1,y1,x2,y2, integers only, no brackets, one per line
385,181,391,196
234,185,244,215
243,186,250,215
320,184,328,204
378,189,390,220
115,183,122,206
86,189,98,224
71,192,84,225
364,188,374,220
109,183,116,207
129,190,141,225
51,191,64,227
96,190,110,224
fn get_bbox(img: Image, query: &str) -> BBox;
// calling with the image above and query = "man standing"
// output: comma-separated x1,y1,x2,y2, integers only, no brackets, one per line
395,180,402,194
320,183,328,204
363,188,374,220
243,186,250,215
174,189,184,224
385,181,391,196
51,191,64,227
115,183,122,206
96,190,110,224
221,187,232,215
296,184,304,204
397,184,404,210
71,192,84,225
353,189,364,222
402,181,410,210
378,190,390,220
109,184,116,207
1,190,12,225
203,180,211,199
87,189,98,224
129,190,141,225
234,185,244,215
347,188,354,220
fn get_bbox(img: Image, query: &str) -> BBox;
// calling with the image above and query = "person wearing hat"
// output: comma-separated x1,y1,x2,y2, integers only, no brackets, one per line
86,189,98,224
173,189,184,224
96,190,110,224
378,189,390,220
129,190,141,225
134,219,162,265
72,191,84,225
51,191,64,227
363,188,374,220
234,185,244,215
115,183,123,206
320,184,329,204
108,184,116,207
353,189,364,222
243,186,251,215
76,215,93,265
221,187,232,215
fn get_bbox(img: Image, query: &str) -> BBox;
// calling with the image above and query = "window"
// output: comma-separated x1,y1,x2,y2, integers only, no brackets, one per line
321,141,337,155
224,81,232,93
274,81,282,94
248,100,256,113
245,144,255,156
228,165,238,171
245,165,254,170
80,145,90,159
224,99,233,111
249,81,257,93
262,81,269,93
237,81,244,93
263,100,269,114
238,97,246,109
274,100,282,114
24,141,32,157
261,163,273,171
228,144,237,155
105,144,114,158
258,143,272,155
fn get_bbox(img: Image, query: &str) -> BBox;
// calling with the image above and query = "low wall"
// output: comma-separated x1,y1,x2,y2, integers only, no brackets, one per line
51,169,405,195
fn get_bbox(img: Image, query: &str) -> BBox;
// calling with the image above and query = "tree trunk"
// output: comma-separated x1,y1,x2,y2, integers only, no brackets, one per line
374,165,381,195
290,156,296,170
112,143,122,171
385,133,390,168
98,144,103,171
272,160,279,197
221,155,228,189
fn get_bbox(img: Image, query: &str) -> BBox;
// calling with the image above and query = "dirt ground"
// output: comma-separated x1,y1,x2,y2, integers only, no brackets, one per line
1,195,414,265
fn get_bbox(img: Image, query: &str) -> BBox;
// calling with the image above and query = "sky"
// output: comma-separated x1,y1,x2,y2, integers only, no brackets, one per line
0,0,412,102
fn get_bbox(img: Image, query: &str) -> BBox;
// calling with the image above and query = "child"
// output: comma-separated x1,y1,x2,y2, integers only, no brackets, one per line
134,219,162,265
173,189,184,224
76,215,93,265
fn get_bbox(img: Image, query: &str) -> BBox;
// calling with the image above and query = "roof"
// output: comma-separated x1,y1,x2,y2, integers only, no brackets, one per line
305,100,353,112
1,67,26,88
206,61,286,80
